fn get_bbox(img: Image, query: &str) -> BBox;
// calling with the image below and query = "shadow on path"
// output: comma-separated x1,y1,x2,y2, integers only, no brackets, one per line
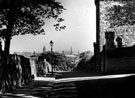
0,77,54,98
55,71,102,79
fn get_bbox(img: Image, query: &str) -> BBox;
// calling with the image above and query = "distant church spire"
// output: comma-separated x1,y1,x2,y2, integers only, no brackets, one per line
43,46,46,53
70,46,73,55
62,50,65,55
78,50,80,55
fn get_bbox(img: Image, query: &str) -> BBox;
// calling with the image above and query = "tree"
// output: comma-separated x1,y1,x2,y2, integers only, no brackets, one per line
0,0,65,92
106,1,135,28
100,0,135,48
106,1,135,46
0,0,65,54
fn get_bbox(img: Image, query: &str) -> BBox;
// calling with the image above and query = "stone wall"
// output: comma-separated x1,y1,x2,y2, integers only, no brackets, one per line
0,54,32,92
101,46,135,74
105,57,135,73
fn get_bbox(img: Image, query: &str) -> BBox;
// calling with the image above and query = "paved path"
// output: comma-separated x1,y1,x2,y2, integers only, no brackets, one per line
0,77,55,98
0,72,135,98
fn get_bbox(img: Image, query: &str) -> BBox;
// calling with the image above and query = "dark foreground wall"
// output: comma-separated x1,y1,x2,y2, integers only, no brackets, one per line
105,57,135,73
0,54,32,92
101,47,135,74
75,75,135,98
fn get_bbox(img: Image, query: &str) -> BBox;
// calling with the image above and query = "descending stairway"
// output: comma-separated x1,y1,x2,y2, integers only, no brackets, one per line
49,82,78,98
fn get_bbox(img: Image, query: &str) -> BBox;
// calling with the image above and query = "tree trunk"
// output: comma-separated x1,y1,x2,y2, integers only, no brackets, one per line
1,11,14,93
1,0,16,93
4,27,12,55
1,26,12,93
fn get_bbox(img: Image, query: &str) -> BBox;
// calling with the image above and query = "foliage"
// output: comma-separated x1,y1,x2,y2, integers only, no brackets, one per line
0,0,65,41
38,52,76,71
74,51,94,72
0,0,65,93
100,1,135,49
106,1,135,28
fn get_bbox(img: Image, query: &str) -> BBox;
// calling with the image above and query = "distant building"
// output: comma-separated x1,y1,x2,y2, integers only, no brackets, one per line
78,50,80,55
65,54,77,65
62,51,65,55
70,47,73,55
13,52,32,58
43,46,46,53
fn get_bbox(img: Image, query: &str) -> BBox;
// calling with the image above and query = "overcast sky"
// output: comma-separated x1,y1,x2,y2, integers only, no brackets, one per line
10,0,96,54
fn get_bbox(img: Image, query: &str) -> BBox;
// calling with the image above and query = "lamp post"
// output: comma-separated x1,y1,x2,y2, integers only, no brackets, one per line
49,40,54,75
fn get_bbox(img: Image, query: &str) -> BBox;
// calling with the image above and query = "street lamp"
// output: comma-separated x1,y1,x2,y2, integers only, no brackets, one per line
49,40,54,75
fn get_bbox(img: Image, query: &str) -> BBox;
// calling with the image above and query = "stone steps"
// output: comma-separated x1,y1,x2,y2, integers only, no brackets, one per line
49,82,78,98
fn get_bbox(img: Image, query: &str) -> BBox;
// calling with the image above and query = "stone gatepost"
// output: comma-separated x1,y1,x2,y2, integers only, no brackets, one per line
105,31,115,50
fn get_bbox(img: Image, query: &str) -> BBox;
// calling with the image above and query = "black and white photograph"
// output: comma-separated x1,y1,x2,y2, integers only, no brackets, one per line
0,0,135,98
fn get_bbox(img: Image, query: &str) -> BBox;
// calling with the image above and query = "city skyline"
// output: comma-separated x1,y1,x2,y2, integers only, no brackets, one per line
14,45,83,55
9,0,96,53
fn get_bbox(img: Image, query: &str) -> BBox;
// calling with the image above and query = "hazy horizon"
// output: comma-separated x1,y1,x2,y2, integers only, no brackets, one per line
9,0,96,54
